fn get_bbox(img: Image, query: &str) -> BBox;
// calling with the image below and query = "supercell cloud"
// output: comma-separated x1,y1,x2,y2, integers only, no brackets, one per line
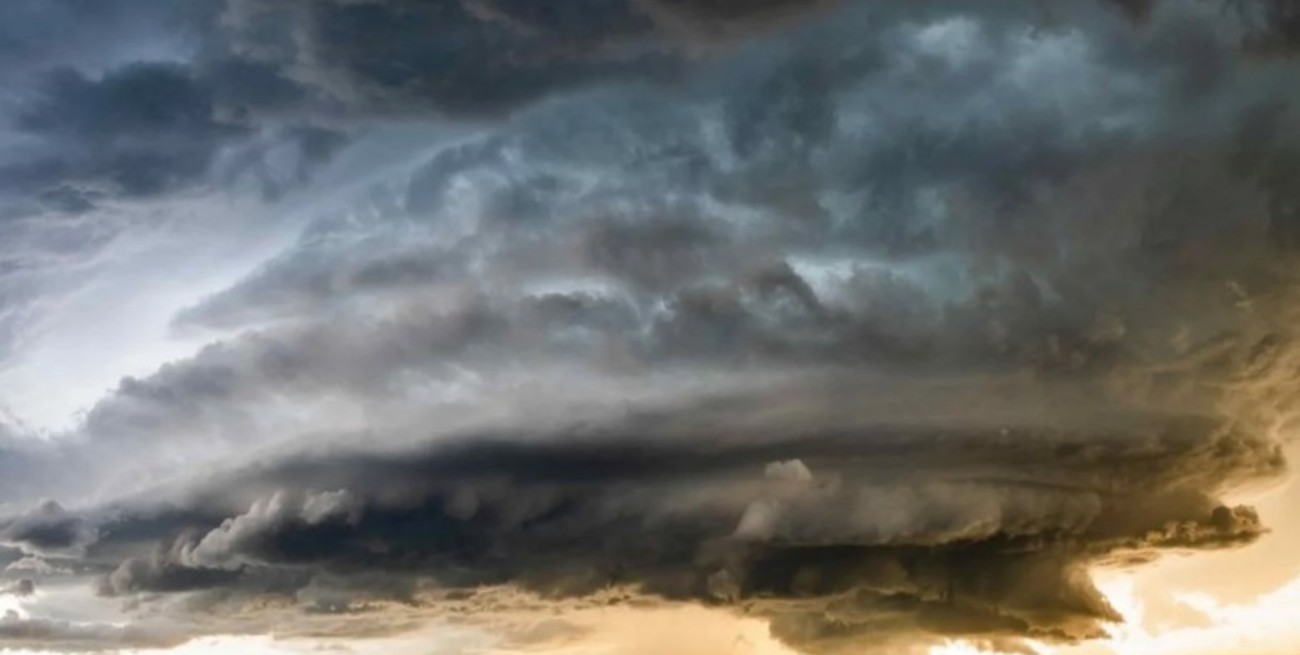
2,1,1300,654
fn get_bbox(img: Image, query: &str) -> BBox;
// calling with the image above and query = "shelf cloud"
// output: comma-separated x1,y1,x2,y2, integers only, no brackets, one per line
2,1,1300,654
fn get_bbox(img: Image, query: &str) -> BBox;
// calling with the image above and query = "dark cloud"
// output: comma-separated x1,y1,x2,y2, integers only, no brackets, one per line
0,0,1291,213
0,4,329,212
214,0,847,119
36,365,1280,651
15,65,226,143
4,2,1300,654
199,57,315,119
0,0,847,211
638,0,845,39
0,1,214,82
173,0,1300,338
99,542,244,597
0,500,96,557
2,63,245,201
1220,0,1300,53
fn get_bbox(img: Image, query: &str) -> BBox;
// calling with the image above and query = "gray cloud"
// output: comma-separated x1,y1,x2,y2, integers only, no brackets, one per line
4,1,1300,654
213,0,850,120
1219,0,1300,53
0,501,96,558
0,63,350,213
36,365,1277,651
0,611,185,652
0,579,34,597
0,1,214,82
2,63,246,200
0,0,847,371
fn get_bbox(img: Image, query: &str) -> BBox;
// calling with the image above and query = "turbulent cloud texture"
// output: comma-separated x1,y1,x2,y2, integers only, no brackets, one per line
3,1,1300,654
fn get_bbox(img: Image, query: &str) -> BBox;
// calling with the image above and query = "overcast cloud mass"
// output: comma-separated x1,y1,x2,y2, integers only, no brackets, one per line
3,1,1300,654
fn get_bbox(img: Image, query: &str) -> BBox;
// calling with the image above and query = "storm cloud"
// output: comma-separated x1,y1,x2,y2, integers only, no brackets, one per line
2,1,1300,654
45,369,1285,652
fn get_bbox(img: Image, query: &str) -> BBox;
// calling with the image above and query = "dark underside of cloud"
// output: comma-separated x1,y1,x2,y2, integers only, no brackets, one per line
71,384,1280,652
4,1,1300,654
14,358,1289,650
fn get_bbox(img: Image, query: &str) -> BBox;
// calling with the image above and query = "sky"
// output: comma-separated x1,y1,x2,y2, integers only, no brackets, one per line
2,0,1300,654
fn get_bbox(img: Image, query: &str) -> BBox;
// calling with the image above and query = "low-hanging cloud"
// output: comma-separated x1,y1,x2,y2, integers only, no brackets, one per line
56,361,1292,650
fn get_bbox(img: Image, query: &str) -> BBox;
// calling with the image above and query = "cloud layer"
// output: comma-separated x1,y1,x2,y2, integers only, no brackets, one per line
3,1,1300,654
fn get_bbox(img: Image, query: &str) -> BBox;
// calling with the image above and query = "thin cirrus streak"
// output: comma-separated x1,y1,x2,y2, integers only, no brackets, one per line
1,1,1300,654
